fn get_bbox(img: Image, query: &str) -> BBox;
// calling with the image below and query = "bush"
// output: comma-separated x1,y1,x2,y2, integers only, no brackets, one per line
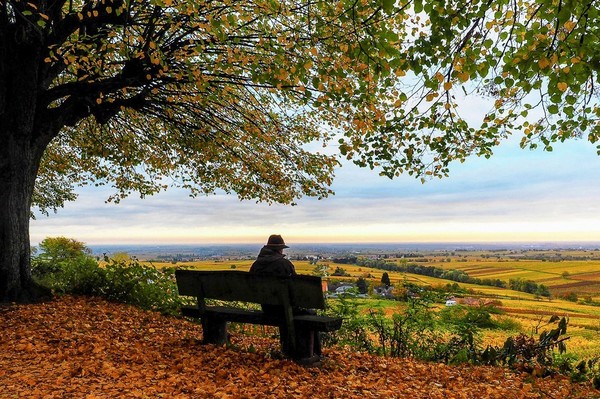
100,258,185,315
481,316,571,377
34,255,105,296
322,294,373,352
559,292,579,302
32,243,186,315
440,305,497,329
332,266,349,276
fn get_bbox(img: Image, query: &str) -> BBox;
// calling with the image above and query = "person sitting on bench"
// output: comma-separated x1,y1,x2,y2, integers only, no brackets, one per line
249,234,321,356
249,234,296,277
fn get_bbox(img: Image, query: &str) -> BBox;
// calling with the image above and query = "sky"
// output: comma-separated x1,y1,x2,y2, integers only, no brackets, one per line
29,130,600,246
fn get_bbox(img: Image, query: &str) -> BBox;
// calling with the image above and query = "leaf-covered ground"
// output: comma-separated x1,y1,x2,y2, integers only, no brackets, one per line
1,296,598,399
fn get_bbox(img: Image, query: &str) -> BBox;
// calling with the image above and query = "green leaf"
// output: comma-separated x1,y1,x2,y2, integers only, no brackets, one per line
414,0,423,14
381,0,395,12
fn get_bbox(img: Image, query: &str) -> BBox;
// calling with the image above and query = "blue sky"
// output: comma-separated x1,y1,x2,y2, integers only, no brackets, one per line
30,133,600,246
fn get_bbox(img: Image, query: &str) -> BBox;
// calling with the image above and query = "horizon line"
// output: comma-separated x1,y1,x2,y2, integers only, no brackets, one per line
83,240,600,246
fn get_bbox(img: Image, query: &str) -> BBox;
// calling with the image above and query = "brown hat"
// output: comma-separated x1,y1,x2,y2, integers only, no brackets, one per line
266,234,289,248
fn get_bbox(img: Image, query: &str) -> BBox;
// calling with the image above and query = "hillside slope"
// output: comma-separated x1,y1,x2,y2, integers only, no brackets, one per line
0,296,597,399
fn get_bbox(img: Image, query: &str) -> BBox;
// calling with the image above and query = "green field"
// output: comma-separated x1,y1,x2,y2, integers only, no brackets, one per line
144,251,600,358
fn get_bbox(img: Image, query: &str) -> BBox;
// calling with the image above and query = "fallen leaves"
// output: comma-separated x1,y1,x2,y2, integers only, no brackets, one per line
0,296,598,398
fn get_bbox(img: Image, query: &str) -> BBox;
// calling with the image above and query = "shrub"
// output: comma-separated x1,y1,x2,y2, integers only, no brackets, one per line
34,255,105,296
559,292,579,302
387,298,445,360
439,304,506,331
322,294,372,352
33,243,186,315
99,258,185,315
482,316,570,377
332,266,349,276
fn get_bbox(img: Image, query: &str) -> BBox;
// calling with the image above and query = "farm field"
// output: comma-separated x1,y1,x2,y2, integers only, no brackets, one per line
143,250,600,359
394,256,600,301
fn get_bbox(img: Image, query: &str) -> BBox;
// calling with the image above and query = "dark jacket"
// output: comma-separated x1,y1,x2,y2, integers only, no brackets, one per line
249,246,296,316
249,247,296,277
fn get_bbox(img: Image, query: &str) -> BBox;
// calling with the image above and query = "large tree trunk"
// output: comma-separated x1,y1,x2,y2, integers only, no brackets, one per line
0,18,52,303
0,134,49,302
0,87,52,302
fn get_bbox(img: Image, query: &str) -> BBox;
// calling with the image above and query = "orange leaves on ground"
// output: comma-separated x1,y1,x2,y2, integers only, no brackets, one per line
0,296,598,398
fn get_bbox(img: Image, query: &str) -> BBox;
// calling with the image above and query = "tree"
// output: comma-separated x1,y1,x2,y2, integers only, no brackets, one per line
356,277,368,294
381,272,391,287
35,236,91,264
31,236,93,279
332,266,349,277
2,1,599,302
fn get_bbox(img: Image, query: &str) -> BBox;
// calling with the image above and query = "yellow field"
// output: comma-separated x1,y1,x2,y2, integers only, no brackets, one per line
390,256,600,301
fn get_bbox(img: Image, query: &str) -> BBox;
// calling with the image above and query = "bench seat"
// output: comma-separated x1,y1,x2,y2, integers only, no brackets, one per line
182,305,343,331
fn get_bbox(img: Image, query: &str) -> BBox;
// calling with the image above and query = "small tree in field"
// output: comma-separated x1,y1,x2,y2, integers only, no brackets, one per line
381,272,391,287
356,277,368,294
35,236,91,264
31,236,94,279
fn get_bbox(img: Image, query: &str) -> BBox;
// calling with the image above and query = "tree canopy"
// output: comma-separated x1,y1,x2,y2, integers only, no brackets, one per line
1,0,599,301
4,0,597,213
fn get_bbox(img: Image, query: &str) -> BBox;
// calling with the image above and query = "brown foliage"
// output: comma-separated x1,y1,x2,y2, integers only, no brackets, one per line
0,296,598,398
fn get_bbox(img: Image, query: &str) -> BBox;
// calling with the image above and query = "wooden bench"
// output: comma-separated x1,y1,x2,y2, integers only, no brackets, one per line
175,270,342,364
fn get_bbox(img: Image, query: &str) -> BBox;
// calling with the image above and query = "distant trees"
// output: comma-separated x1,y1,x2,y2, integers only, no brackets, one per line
336,256,555,298
332,266,349,277
356,258,507,289
332,257,358,265
508,278,551,297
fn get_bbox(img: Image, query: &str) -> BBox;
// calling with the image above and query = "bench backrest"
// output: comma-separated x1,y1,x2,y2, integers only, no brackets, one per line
175,270,326,309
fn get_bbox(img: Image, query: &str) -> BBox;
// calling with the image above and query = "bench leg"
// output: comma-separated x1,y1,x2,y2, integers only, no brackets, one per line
278,324,292,357
291,328,322,364
201,317,228,345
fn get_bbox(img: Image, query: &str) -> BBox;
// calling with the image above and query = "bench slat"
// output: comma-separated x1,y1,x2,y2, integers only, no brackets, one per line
181,305,342,331
293,315,344,332
176,270,288,305
185,305,280,325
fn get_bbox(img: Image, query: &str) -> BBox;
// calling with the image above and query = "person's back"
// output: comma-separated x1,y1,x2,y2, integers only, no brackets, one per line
250,245,296,277
250,235,296,316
